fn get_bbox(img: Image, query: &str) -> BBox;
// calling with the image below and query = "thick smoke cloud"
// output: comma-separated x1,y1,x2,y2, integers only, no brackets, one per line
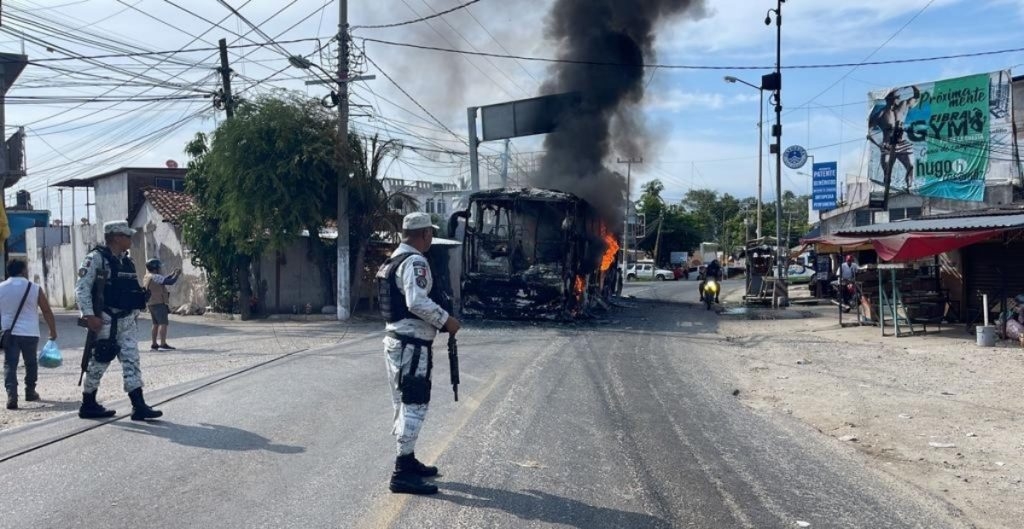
531,0,708,227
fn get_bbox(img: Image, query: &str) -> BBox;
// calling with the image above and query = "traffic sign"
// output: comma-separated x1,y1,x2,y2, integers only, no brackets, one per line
783,145,808,169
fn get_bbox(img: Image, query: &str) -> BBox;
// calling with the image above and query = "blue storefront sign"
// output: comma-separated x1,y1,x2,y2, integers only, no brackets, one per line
812,162,838,211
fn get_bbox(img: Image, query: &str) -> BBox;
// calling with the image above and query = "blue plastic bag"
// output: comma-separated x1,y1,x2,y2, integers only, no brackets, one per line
38,340,62,369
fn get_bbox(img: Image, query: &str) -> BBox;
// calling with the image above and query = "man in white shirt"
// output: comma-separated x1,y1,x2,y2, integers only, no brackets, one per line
841,255,859,281
2,259,58,410
840,255,859,306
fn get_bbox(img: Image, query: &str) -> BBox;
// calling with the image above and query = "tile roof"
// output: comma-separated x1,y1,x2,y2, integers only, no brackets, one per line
143,187,194,224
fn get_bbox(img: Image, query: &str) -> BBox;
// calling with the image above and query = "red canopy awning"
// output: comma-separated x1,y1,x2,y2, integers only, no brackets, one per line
804,229,1002,262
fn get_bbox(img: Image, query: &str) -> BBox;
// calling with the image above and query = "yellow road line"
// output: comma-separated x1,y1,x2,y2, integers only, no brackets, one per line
354,369,505,529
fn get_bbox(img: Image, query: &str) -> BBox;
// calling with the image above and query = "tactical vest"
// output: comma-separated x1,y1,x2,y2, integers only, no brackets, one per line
376,252,449,324
93,246,149,312
376,253,420,323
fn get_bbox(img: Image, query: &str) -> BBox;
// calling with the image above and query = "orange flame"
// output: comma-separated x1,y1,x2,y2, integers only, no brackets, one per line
574,275,586,296
601,231,619,272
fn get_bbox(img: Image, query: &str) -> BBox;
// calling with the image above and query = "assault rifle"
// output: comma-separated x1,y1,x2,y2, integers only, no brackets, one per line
447,334,460,402
78,268,107,386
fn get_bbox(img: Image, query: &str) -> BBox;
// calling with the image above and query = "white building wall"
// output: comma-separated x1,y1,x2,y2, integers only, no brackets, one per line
26,224,99,309
131,202,207,309
94,172,129,226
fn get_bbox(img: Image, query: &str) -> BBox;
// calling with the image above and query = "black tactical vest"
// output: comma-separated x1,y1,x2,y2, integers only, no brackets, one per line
376,252,420,323
93,246,149,312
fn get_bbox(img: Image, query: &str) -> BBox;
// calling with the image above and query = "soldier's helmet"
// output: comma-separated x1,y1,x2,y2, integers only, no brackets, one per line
145,259,162,272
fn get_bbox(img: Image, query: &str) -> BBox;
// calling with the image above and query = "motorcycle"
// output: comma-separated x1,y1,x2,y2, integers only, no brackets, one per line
701,279,719,311
831,279,861,313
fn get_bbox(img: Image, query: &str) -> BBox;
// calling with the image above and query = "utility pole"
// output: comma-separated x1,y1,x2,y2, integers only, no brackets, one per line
766,0,787,308
467,107,480,191
217,39,234,119
757,87,763,239
218,37,257,319
617,157,642,271
336,0,352,320
500,138,510,188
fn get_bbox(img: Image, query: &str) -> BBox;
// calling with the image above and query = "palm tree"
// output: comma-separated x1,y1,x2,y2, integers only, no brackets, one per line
346,134,418,313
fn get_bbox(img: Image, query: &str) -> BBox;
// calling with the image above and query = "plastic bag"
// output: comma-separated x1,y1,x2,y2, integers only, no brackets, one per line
38,339,63,369
1006,319,1024,341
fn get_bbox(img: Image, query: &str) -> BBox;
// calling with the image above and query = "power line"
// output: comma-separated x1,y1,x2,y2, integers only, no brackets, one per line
410,0,529,97
359,36,1024,71
787,0,937,115
351,0,483,30
0,35,333,63
363,53,467,146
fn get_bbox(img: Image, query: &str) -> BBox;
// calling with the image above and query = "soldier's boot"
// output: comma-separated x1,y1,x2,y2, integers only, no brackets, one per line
408,452,439,477
25,386,40,402
389,454,439,495
128,388,163,421
78,391,116,419
6,393,16,410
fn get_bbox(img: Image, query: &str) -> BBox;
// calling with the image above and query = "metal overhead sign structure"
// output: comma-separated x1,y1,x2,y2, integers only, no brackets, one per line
479,93,581,142
467,92,580,190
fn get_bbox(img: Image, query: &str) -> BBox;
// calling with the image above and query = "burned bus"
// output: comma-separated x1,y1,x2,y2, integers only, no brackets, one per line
450,188,620,320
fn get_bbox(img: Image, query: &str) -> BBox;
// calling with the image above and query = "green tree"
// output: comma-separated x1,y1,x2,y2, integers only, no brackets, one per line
182,95,341,319
636,182,701,265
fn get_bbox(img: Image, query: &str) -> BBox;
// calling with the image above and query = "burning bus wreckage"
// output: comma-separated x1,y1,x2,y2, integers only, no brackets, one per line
448,188,621,321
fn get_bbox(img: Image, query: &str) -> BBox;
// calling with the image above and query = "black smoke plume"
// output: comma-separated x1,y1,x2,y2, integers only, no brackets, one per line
531,0,707,227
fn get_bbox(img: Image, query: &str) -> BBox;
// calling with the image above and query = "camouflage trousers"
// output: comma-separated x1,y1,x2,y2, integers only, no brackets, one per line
84,311,143,394
384,336,432,456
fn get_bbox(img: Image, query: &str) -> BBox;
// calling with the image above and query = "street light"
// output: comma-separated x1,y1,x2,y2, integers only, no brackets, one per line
766,0,787,308
723,75,764,240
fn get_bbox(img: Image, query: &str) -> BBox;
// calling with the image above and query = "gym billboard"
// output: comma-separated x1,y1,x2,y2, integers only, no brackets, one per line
866,71,1013,202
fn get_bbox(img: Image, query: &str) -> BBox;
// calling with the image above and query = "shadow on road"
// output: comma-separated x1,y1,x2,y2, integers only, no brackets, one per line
115,421,305,454
437,482,673,529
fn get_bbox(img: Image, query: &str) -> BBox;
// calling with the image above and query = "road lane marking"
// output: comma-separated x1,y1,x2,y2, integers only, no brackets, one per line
353,368,506,529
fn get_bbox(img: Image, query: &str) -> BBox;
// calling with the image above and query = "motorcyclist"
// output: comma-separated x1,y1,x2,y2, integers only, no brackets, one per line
699,259,723,303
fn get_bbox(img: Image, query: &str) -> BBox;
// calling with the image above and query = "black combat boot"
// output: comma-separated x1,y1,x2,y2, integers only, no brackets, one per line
408,452,439,477
6,394,16,410
389,454,439,495
78,391,117,419
128,388,163,421
25,387,40,401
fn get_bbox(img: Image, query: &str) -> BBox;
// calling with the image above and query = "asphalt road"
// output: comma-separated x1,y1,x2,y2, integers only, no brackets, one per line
0,280,965,529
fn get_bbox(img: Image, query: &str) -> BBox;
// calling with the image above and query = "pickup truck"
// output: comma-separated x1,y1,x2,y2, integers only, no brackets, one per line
625,262,675,281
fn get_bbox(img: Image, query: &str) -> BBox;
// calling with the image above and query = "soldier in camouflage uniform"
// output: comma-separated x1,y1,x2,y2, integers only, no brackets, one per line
77,221,162,421
377,212,460,495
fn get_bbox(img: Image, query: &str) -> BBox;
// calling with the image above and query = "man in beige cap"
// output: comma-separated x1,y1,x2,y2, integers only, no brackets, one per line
375,211,460,495
75,220,162,421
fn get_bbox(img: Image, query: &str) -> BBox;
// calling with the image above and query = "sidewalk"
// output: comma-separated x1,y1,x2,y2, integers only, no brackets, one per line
716,303,1024,529
0,310,379,433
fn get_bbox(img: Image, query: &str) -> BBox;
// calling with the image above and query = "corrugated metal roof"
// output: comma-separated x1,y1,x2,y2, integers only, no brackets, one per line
838,213,1024,235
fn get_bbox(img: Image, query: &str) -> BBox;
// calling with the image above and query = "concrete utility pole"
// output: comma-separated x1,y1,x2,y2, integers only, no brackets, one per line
618,157,642,270
336,0,352,320
217,39,234,119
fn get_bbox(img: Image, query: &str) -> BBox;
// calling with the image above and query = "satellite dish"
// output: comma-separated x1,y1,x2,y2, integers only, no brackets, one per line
166,159,179,169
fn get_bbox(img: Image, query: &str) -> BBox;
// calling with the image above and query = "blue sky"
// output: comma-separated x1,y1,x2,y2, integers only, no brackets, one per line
2,0,1023,221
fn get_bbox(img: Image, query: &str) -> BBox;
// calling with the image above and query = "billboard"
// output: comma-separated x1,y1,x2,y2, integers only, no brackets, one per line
812,162,838,211
866,71,1013,202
